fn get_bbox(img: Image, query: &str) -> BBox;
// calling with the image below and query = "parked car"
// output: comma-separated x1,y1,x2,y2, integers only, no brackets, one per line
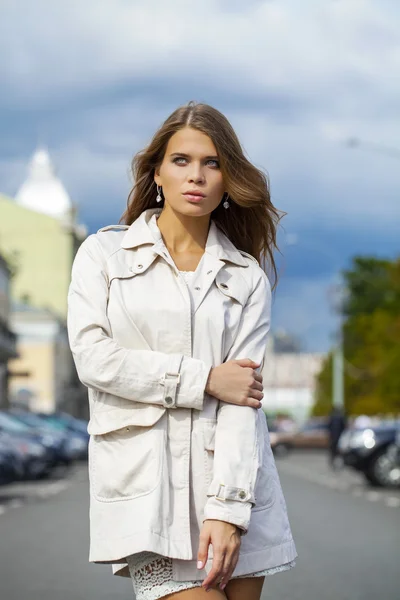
269,419,330,457
338,422,400,488
0,411,56,477
37,412,89,460
9,409,83,465
0,435,23,484
0,429,49,481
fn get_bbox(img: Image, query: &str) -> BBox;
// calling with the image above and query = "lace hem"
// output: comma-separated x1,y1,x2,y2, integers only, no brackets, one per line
127,552,296,600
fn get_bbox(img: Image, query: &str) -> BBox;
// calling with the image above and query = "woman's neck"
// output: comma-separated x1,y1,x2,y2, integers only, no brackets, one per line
156,205,211,255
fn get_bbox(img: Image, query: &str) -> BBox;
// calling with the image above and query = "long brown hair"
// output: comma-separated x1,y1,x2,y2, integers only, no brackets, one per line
121,101,285,288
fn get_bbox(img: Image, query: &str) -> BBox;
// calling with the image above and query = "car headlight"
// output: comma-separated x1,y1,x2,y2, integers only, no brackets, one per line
338,431,351,451
349,428,376,450
30,443,45,457
41,435,57,448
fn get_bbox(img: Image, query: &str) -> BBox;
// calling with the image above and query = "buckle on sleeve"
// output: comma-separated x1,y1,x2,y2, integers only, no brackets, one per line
162,372,181,385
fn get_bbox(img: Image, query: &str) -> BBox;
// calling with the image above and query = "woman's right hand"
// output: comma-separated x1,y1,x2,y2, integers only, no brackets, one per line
205,359,264,409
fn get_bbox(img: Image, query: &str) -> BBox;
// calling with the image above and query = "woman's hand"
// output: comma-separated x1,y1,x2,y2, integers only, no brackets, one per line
205,359,264,409
197,519,241,592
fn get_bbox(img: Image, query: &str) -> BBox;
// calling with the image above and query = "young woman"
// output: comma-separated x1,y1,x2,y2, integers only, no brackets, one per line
67,101,297,600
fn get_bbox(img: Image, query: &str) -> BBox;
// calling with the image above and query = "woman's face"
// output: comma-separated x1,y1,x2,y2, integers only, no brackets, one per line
154,127,225,217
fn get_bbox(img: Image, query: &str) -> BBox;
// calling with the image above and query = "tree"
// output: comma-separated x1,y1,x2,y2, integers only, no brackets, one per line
313,256,400,416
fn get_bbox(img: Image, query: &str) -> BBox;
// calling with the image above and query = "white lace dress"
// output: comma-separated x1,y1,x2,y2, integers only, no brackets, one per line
126,271,295,600
127,551,296,600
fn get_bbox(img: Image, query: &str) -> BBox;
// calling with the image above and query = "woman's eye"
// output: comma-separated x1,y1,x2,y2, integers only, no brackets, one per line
206,159,220,168
172,157,219,168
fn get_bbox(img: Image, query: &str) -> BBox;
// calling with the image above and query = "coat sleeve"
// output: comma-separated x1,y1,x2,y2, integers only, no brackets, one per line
67,235,212,410
203,268,271,532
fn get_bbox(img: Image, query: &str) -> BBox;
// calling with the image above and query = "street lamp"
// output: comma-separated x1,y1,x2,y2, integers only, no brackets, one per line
328,284,348,409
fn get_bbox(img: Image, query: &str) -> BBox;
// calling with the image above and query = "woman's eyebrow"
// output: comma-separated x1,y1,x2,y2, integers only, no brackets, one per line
169,152,219,160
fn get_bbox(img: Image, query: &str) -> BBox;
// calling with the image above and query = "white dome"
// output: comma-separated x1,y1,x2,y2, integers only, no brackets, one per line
15,148,73,220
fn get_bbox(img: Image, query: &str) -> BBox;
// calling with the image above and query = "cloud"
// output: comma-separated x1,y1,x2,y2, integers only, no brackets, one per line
272,273,341,352
1,1,399,111
0,0,399,352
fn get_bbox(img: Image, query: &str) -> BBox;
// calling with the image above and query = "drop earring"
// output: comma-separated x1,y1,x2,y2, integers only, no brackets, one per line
223,193,230,209
156,185,163,203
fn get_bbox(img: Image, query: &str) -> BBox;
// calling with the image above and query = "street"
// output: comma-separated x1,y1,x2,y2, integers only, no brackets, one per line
0,452,399,600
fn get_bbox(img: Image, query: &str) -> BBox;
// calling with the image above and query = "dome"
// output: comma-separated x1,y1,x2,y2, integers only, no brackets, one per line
15,148,73,220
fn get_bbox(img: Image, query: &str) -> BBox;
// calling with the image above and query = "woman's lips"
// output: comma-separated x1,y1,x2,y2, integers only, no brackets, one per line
183,193,205,203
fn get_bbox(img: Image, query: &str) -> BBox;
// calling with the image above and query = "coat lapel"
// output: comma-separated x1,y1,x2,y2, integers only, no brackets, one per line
118,208,250,311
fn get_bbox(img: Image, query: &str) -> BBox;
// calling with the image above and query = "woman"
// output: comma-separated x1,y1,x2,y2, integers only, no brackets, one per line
67,101,297,600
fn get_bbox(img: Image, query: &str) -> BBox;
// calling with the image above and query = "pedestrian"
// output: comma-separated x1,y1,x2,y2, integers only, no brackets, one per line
327,407,347,470
67,101,297,600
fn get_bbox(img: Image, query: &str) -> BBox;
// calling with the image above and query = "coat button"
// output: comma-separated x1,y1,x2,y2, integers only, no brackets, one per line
194,286,200,291
238,490,247,500
165,396,173,405
137,264,143,269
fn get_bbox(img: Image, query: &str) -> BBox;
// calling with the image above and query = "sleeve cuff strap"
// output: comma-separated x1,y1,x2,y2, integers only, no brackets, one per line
207,482,255,504
160,354,183,408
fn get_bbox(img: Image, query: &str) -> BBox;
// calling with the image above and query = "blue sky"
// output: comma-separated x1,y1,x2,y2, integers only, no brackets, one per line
0,0,399,351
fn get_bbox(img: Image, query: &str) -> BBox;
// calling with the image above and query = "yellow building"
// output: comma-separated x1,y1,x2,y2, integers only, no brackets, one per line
0,254,17,408
8,303,81,415
0,148,87,414
0,149,86,318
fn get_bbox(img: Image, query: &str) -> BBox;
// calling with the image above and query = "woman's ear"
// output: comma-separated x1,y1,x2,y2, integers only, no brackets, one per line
154,168,161,187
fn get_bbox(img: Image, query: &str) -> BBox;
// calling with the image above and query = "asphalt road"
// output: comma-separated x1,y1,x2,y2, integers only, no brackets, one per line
0,453,398,600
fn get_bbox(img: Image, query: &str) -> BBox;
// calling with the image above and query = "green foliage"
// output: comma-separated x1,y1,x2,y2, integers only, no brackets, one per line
313,256,400,417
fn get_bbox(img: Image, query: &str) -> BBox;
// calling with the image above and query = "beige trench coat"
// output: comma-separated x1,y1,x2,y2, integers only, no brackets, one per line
67,207,297,581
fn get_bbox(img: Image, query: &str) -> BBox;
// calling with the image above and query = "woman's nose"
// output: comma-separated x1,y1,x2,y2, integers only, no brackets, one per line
187,164,205,184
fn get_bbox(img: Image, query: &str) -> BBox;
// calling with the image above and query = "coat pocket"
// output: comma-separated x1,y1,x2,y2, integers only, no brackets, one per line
90,411,165,503
202,420,217,488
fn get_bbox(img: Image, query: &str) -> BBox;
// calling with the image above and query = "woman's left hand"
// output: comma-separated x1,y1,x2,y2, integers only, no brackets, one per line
197,519,241,591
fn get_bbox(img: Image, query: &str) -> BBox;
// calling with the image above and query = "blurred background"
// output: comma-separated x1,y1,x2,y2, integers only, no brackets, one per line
0,1,399,599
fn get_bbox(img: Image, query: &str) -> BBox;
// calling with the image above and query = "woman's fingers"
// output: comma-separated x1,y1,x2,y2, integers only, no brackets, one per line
254,372,263,384
197,531,209,572
248,399,263,409
202,551,225,591
251,381,263,392
219,548,240,591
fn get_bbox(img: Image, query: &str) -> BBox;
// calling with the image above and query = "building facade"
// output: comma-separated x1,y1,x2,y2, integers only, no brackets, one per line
0,254,18,409
0,149,86,318
0,148,87,415
261,334,325,423
8,303,86,417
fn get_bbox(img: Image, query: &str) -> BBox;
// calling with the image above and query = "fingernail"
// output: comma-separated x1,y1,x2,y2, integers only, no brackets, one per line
220,583,226,590
197,561,203,569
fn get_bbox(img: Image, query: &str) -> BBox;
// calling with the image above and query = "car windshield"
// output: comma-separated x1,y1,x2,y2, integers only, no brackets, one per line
40,417,66,431
13,413,55,431
0,413,32,433
301,423,329,432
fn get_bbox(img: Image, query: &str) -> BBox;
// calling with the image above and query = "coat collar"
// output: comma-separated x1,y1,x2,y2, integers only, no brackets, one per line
120,208,248,268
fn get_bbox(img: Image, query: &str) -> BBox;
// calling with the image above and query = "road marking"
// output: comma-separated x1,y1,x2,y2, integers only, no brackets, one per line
385,497,400,508
0,474,76,516
366,491,381,502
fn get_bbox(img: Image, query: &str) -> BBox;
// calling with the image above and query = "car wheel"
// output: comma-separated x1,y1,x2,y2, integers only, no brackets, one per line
273,443,291,458
365,448,400,488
